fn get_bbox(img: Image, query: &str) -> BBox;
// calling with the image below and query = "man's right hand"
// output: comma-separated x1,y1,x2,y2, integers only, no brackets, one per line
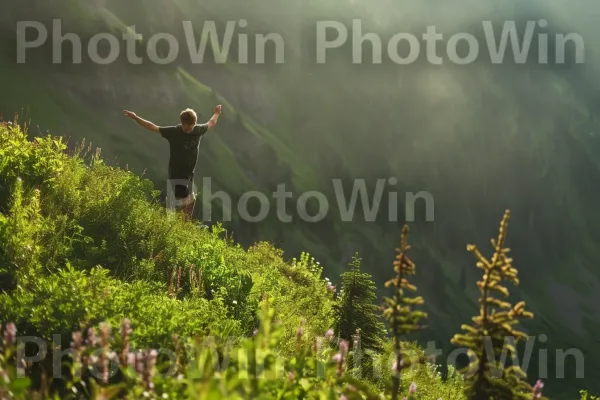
122,111,160,133
123,110,137,119
214,105,222,115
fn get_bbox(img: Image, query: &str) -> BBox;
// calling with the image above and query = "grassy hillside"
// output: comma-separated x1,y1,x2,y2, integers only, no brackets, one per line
0,120,580,399
2,0,600,397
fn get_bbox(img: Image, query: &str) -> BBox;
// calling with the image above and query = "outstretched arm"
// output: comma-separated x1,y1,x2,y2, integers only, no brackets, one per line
206,105,222,129
123,110,160,133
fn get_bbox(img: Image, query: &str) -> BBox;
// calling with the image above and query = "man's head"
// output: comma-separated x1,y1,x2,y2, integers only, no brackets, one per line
180,108,197,133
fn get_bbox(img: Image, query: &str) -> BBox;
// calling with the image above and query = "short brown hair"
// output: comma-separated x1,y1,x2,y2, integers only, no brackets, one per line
180,108,197,125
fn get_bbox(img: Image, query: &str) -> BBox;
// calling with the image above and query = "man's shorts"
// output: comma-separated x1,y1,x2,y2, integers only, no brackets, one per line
174,183,191,199
167,175,196,209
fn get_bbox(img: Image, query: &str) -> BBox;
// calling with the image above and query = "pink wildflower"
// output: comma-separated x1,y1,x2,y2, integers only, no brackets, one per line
339,340,348,356
325,329,334,340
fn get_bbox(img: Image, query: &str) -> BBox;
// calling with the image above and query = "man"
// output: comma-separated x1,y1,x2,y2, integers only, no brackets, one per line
123,105,222,218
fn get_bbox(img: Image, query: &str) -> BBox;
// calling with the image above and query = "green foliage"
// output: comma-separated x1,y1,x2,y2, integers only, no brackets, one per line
246,249,336,354
0,120,337,364
372,341,465,399
0,264,240,348
0,121,568,399
450,210,547,400
580,390,600,400
0,323,31,399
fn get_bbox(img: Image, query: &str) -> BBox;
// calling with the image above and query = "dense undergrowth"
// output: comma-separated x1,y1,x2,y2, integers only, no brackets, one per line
0,118,595,399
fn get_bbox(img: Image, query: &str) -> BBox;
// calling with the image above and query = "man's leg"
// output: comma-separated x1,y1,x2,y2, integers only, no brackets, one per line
174,182,196,221
181,191,197,221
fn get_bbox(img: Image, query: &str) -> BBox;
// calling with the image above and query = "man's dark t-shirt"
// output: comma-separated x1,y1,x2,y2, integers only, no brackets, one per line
159,123,208,180
159,124,208,199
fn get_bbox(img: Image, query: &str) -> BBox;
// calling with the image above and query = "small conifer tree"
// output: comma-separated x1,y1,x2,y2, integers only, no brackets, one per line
382,225,428,400
334,253,386,353
451,210,548,400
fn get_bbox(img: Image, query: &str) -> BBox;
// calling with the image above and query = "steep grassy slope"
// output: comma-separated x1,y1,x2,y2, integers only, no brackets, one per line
0,121,557,399
3,0,600,396
0,121,337,354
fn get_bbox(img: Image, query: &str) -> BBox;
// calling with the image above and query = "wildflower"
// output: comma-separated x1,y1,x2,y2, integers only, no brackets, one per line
120,319,132,338
168,269,176,297
339,395,347,400
136,351,145,375
339,340,348,356
4,323,16,347
86,328,98,347
89,355,99,365
70,331,83,352
532,379,544,398
99,322,111,347
176,266,182,292
144,350,158,389
232,300,238,305
148,349,158,364
253,328,259,337
288,371,296,383
120,319,132,366
409,382,417,393
108,350,118,362
314,336,323,353
325,329,334,340
328,284,336,292
334,340,349,377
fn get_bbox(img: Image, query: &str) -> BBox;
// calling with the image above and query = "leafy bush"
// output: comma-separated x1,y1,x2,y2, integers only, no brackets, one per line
0,264,240,348
0,121,335,348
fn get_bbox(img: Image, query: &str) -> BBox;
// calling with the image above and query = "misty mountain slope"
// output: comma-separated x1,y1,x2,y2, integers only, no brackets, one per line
3,0,600,397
